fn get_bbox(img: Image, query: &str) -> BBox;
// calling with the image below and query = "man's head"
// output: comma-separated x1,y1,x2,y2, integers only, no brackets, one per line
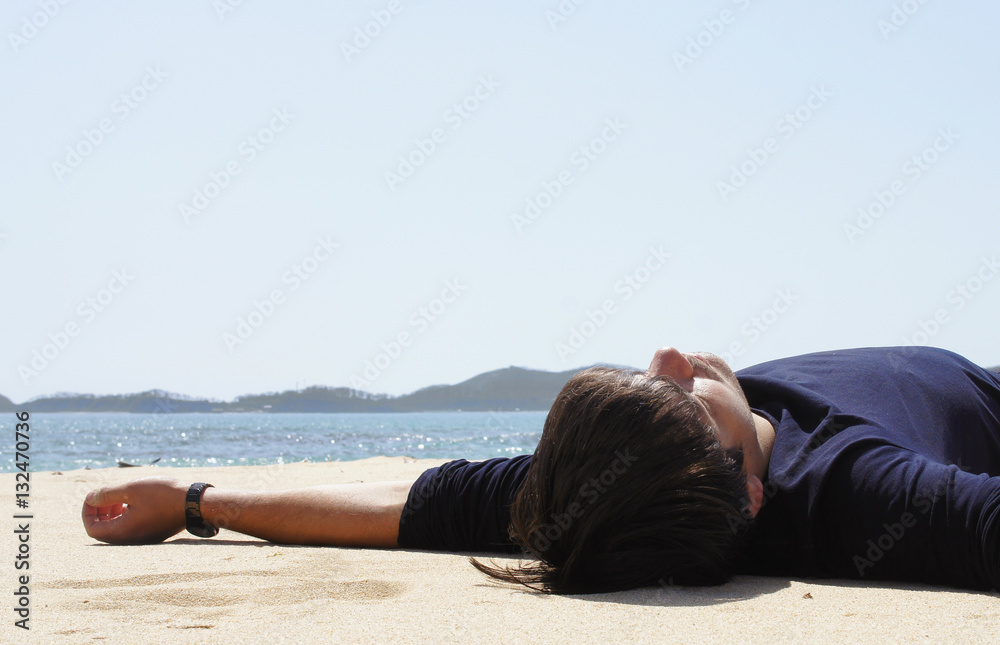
474,348,760,594
645,347,768,509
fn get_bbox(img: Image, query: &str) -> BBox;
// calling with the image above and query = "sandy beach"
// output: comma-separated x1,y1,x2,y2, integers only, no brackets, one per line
3,456,998,644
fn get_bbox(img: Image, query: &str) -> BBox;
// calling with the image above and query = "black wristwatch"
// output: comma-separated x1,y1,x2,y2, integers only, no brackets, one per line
185,482,219,538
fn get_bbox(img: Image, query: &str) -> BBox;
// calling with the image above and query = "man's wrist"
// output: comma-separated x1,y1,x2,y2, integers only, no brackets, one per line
198,486,221,528
197,487,240,534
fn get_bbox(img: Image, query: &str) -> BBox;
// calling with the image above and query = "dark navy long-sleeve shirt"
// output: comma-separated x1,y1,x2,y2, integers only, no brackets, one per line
398,346,1000,590
735,346,1000,590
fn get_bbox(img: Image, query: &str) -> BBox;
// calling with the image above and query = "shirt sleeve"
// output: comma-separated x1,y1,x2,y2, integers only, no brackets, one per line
814,443,1000,590
397,456,532,553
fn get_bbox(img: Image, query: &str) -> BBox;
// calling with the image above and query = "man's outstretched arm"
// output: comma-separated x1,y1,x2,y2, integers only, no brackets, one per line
82,476,412,547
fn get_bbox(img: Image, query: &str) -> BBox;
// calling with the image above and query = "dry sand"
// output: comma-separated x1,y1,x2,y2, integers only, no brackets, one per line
2,456,998,644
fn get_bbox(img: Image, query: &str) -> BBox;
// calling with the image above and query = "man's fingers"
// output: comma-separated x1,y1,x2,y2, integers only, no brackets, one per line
81,478,186,544
82,484,132,543
83,505,130,542
84,484,128,508
82,502,125,519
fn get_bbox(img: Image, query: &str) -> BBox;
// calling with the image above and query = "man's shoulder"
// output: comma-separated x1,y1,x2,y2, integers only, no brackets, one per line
736,345,975,377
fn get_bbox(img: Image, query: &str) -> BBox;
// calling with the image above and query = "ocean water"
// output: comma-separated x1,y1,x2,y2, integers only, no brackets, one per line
3,411,546,473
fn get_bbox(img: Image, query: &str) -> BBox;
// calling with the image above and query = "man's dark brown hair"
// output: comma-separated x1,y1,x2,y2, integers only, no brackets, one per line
473,366,750,593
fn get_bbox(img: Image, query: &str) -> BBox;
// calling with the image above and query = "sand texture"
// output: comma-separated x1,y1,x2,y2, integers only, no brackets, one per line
2,456,998,644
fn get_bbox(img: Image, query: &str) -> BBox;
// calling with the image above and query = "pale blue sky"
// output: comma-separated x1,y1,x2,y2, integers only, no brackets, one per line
2,0,998,402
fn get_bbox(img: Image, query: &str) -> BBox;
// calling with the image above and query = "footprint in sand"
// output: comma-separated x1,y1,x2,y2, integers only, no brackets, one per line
46,569,405,611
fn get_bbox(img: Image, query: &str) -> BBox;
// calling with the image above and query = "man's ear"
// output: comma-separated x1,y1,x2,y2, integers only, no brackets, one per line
745,474,764,518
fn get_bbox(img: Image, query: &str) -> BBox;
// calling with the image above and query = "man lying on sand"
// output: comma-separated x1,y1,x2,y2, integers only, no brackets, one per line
83,346,1000,594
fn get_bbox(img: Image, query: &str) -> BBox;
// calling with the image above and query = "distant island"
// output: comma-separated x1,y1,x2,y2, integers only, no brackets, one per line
0,366,587,413
3,363,998,414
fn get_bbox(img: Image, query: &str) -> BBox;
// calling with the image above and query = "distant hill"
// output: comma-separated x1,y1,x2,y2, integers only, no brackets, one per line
228,367,581,413
391,366,582,412
231,386,394,413
9,362,997,413
24,390,219,413
5,366,586,413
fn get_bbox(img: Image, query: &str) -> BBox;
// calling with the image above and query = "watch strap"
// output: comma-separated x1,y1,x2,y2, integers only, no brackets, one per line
185,482,219,538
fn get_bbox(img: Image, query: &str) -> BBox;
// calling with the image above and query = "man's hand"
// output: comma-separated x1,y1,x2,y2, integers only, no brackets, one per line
82,477,188,544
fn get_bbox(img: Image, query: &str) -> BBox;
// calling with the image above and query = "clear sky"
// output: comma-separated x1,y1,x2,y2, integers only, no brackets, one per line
2,0,998,402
